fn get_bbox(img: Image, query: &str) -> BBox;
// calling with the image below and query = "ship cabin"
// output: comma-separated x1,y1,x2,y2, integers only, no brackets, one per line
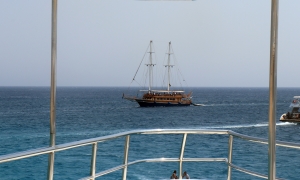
141,90,191,103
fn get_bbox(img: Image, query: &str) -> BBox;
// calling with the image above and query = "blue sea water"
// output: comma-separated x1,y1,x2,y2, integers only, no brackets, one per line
0,87,300,180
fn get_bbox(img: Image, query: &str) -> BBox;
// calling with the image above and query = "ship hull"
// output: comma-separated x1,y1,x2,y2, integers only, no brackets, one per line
279,119,300,123
136,100,191,107
279,113,300,123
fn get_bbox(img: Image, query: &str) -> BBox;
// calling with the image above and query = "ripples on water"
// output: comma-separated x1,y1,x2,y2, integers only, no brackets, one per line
0,87,300,179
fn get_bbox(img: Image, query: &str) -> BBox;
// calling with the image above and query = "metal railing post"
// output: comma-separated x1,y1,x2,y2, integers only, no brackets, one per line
269,0,279,179
227,135,233,180
179,133,187,179
122,135,130,180
48,0,57,180
90,143,98,180
47,151,55,180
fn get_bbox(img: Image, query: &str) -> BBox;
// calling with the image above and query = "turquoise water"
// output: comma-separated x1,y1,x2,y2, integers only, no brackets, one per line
0,87,300,179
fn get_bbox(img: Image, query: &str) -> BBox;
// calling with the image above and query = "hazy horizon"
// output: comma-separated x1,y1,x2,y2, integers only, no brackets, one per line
1,86,300,88
1,1,299,87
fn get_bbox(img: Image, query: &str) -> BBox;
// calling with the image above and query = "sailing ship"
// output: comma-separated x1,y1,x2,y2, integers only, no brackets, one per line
123,41,192,107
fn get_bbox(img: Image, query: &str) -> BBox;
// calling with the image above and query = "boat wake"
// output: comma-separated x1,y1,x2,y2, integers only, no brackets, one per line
276,122,297,126
192,103,205,106
189,122,296,129
202,103,269,107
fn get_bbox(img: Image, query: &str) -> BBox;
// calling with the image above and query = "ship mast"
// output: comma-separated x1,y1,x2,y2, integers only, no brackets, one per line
147,40,155,92
167,41,173,93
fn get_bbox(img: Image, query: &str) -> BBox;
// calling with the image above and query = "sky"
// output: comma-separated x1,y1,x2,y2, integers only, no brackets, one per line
0,0,299,87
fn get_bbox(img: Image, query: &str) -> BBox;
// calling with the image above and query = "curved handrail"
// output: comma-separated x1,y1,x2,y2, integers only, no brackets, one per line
225,159,284,180
229,130,300,149
0,129,298,179
2,129,300,163
0,129,229,163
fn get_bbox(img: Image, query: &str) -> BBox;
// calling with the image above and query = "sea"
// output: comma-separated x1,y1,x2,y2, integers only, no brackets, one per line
0,87,300,180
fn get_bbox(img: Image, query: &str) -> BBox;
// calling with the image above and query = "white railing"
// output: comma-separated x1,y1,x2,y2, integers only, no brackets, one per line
0,129,296,180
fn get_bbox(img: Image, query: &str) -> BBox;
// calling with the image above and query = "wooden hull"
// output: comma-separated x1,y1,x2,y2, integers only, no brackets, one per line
124,91,193,107
135,99,191,107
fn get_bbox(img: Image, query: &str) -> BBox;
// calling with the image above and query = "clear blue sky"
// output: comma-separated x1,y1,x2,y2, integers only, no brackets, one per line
0,0,299,87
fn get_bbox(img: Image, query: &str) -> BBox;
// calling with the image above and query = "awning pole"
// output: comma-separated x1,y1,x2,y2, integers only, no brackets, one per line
268,0,279,179
48,0,57,179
